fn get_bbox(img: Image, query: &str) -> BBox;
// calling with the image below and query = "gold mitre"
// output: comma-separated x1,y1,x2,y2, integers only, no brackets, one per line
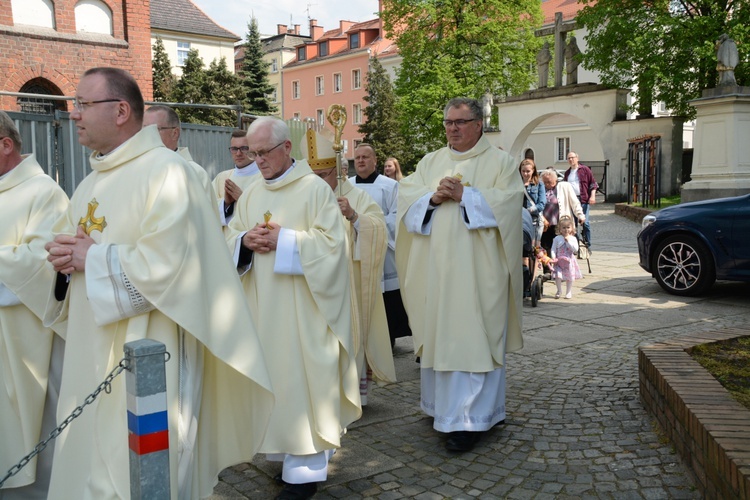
302,128,337,171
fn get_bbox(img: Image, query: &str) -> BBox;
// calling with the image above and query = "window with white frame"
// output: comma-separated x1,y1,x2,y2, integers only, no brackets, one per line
292,80,300,99
555,137,571,162
13,0,55,28
177,41,191,66
353,103,362,124
333,73,342,93
353,139,363,150
352,69,361,89
317,109,325,126
271,58,278,73
269,85,278,103
315,76,324,96
293,112,301,120
75,0,112,34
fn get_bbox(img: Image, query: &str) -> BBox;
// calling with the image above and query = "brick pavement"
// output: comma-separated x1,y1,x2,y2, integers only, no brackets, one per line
212,203,750,499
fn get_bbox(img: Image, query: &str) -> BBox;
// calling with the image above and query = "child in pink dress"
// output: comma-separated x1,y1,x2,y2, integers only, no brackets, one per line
550,216,582,299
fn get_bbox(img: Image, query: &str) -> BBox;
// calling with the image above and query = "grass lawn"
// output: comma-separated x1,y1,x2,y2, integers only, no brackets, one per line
689,336,750,411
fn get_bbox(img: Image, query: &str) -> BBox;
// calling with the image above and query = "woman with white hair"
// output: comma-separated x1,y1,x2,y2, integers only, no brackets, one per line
539,168,585,252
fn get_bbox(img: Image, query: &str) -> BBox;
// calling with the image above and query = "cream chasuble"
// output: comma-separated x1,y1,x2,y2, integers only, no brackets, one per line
227,161,360,455
396,135,524,372
0,155,68,490
43,127,274,500
177,147,218,219
212,164,260,228
338,181,396,388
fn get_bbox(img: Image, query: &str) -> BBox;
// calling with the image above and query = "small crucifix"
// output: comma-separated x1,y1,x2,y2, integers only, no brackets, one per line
534,12,579,88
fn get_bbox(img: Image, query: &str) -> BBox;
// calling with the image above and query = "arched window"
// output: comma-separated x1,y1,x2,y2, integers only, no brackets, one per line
18,79,66,115
75,0,113,35
11,0,55,29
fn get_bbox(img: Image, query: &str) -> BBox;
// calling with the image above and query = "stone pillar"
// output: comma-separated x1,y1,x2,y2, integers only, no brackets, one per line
681,87,750,202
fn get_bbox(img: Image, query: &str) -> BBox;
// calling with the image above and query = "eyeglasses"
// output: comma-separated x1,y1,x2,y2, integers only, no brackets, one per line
315,168,337,179
567,155,577,160
250,141,285,159
73,97,121,112
443,119,478,128
228,146,250,153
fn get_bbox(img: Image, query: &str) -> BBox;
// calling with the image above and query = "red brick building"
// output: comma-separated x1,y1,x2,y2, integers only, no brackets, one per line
0,0,153,112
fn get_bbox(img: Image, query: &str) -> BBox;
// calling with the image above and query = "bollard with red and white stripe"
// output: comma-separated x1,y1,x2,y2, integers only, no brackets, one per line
124,339,171,499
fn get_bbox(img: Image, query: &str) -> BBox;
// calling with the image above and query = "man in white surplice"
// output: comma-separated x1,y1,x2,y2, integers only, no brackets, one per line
0,110,68,500
43,67,274,499
396,97,524,453
212,129,260,229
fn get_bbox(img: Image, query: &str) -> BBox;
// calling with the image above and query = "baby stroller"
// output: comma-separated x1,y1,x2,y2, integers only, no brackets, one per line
522,210,548,307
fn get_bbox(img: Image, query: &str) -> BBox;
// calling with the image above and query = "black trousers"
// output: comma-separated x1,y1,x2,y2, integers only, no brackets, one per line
383,288,412,346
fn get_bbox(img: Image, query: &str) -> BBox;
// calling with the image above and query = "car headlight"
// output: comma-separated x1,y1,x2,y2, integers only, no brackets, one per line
641,214,657,230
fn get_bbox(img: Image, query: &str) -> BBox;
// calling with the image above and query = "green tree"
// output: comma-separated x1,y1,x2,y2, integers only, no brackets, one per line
577,0,749,120
381,0,543,157
203,57,245,126
239,17,277,114
172,49,208,123
151,36,176,102
358,58,413,171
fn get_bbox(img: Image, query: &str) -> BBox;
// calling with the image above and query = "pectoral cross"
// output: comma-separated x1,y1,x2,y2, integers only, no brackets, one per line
78,198,107,235
263,211,272,227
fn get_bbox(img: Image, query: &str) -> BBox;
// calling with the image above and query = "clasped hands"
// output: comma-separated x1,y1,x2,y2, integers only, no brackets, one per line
430,176,463,205
45,226,96,274
242,222,280,254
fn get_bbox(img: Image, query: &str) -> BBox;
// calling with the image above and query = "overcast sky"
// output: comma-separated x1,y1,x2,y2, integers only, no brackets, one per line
190,0,380,39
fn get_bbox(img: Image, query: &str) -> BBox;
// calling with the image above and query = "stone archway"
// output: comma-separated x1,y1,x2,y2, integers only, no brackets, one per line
18,78,66,114
492,85,684,200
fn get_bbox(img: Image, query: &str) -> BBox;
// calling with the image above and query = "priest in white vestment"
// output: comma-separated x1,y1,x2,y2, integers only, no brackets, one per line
303,129,396,406
227,117,360,500
349,143,412,347
213,129,260,229
143,105,217,218
44,67,274,500
396,97,524,453
0,111,69,499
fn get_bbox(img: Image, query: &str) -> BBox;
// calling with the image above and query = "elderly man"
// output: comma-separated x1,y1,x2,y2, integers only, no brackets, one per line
227,117,360,499
43,67,273,499
143,104,215,210
213,129,259,228
396,97,524,452
0,111,68,499
563,151,597,246
306,129,396,406
349,143,411,348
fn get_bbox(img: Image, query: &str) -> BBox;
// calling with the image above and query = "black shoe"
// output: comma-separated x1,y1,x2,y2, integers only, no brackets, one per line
275,481,317,500
445,431,481,452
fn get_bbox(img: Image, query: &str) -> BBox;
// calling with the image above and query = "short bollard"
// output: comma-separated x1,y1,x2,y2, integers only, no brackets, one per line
124,339,170,499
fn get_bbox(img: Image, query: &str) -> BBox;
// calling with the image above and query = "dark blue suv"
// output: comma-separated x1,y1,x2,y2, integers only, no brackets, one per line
637,194,750,296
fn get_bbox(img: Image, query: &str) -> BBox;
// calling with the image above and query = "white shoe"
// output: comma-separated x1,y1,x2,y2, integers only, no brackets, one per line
564,293,572,299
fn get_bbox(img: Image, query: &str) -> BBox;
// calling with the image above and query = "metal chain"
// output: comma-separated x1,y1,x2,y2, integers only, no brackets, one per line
0,358,130,488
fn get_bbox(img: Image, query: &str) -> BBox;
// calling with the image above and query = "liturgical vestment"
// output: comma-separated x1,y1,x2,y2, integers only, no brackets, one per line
396,135,524,430
43,127,274,500
338,180,396,402
0,155,68,493
228,161,360,456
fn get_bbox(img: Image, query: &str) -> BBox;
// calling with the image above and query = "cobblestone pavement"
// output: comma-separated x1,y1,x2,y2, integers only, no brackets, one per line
212,203,750,499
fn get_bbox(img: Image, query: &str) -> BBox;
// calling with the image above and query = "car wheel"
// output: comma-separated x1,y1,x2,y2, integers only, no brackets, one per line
652,234,716,296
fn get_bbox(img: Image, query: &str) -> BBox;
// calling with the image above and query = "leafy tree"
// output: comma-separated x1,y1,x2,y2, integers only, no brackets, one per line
152,36,176,102
203,57,245,126
239,17,277,114
577,0,749,120
172,49,209,123
358,58,413,171
381,0,543,157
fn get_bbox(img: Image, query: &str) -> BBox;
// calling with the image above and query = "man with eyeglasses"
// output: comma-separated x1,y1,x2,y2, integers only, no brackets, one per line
396,97,524,453
563,151,597,247
0,111,68,499
212,129,259,228
226,117,360,500
307,129,396,409
349,143,412,350
143,105,216,215
43,67,273,499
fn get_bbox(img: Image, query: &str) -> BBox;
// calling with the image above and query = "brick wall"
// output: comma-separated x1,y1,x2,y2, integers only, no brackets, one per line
0,0,153,110
639,328,750,499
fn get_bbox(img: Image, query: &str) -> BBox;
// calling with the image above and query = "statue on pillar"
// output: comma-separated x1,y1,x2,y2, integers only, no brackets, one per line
537,42,552,88
715,34,739,87
481,91,494,130
564,36,581,85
